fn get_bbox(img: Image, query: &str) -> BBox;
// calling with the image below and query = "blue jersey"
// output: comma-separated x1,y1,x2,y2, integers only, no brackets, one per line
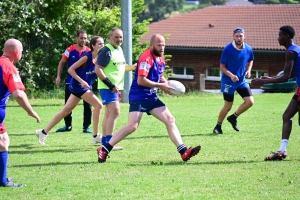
62,44,90,84
69,52,97,94
220,42,254,85
129,49,165,101
289,44,300,86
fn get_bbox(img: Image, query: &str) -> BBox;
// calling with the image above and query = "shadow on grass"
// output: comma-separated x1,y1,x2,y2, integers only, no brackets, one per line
124,133,212,140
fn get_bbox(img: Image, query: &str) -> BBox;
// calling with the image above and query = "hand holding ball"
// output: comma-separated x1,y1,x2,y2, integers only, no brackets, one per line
168,80,186,96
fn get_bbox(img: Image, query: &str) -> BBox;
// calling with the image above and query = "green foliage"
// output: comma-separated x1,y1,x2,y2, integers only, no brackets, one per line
138,0,186,23
0,0,151,90
265,0,298,3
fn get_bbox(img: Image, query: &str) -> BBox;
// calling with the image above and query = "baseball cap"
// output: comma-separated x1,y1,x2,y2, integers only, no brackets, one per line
233,28,245,34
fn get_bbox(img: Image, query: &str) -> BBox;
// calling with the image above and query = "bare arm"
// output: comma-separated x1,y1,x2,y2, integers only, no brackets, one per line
220,63,239,82
245,60,253,78
251,50,296,86
125,63,137,72
67,56,89,88
12,90,40,123
56,58,67,86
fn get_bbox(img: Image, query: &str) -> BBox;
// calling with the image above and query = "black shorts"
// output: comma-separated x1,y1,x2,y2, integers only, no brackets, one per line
71,91,87,99
223,87,252,102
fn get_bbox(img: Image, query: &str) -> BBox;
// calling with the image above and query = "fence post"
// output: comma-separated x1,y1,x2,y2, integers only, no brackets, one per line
200,74,205,91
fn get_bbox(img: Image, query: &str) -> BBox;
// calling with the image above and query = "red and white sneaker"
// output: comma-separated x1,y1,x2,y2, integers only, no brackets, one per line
97,146,109,163
264,151,287,161
181,146,201,161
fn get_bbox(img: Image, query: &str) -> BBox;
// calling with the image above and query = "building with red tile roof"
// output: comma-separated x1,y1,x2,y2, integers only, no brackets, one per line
140,5,300,90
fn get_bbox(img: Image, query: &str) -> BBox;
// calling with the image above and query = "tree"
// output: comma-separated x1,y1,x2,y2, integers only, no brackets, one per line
138,0,186,23
0,0,150,93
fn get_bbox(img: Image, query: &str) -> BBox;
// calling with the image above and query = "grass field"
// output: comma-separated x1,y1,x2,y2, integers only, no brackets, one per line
1,92,300,199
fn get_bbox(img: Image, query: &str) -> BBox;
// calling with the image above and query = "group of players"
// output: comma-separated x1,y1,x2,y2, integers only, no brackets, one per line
0,25,299,187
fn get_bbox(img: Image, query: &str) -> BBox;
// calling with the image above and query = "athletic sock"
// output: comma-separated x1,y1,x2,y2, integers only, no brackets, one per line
177,144,187,155
231,112,239,120
101,136,106,145
278,139,288,152
102,143,113,153
105,135,112,144
216,122,222,127
0,151,8,185
42,129,47,135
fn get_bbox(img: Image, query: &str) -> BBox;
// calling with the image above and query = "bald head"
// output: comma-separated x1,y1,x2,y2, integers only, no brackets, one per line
150,34,165,57
3,39,23,63
150,34,165,44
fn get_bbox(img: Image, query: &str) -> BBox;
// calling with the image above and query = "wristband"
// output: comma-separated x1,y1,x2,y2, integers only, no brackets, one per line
102,77,115,91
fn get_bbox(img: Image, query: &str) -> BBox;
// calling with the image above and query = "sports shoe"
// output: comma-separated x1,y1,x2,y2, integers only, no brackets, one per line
112,145,124,151
213,126,223,134
97,146,109,163
0,180,23,187
264,151,287,161
83,128,92,133
36,129,47,145
227,116,239,131
92,133,102,145
181,146,201,161
56,126,72,132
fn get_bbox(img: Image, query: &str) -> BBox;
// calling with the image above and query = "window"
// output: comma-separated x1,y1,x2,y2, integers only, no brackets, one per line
206,67,221,81
170,66,194,79
205,68,268,81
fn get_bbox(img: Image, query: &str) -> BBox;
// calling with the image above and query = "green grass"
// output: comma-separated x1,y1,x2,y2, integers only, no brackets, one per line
2,92,300,199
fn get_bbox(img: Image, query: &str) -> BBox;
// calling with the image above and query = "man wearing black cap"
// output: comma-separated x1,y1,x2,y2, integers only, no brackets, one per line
213,28,254,134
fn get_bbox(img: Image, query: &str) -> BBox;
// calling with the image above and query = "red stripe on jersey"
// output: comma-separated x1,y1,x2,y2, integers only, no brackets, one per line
137,49,154,76
62,44,91,60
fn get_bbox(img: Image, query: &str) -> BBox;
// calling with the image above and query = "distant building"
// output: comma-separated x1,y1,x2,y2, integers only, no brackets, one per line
185,0,200,5
141,5,300,90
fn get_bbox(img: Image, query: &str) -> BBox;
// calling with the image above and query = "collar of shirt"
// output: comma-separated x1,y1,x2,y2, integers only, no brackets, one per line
231,41,245,50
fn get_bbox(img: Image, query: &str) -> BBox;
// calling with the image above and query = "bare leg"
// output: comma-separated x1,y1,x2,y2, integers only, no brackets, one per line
102,102,120,137
235,96,254,115
217,101,233,123
109,112,143,146
81,91,103,136
44,95,81,133
150,106,183,147
282,98,298,139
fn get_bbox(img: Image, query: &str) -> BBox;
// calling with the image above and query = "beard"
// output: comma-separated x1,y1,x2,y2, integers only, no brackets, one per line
152,47,163,57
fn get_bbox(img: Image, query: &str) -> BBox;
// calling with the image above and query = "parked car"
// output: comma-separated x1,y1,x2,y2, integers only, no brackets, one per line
261,71,296,92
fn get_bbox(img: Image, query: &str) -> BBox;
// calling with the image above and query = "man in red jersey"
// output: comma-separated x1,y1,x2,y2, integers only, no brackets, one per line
0,39,40,187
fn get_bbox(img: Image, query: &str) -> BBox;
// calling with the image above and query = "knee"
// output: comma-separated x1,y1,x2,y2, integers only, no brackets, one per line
247,99,254,107
282,113,291,122
127,123,139,133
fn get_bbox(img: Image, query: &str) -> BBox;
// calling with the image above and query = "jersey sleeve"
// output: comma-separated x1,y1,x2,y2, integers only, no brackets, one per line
62,45,74,61
137,54,154,76
96,47,111,67
2,64,25,92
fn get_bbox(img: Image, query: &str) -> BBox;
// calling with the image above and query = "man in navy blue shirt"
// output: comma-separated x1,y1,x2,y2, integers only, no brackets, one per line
213,28,254,134
55,30,92,133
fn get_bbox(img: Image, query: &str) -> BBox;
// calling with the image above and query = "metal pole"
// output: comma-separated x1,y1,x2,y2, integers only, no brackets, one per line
121,0,132,103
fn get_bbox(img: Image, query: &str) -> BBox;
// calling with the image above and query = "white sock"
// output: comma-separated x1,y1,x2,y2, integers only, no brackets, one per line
278,139,288,152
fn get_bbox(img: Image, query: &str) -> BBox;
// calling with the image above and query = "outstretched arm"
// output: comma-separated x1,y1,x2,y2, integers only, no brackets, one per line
12,89,40,123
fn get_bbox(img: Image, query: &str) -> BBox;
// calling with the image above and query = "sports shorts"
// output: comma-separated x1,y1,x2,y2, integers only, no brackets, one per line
129,99,165,115
99,89,121,105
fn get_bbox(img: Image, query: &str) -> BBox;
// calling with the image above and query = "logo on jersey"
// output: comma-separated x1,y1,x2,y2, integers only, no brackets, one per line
64,50,70,57
13,74,21,82
224,84,232,93
140,62,150,72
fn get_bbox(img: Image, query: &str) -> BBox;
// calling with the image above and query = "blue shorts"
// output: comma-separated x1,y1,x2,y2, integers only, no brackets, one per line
99,89,120,105
221,81,250,95
129,99,165,115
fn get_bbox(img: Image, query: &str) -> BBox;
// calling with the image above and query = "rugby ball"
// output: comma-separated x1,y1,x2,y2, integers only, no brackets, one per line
168,80,186,96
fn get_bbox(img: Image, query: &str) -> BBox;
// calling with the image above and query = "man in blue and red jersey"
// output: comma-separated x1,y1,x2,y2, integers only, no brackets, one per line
55,30,93,133
213,28,254,134
97,34,201,163
252,25,300,161
0,39,40,187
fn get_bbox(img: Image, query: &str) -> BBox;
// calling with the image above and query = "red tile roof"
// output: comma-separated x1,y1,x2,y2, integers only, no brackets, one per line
141,5,300,50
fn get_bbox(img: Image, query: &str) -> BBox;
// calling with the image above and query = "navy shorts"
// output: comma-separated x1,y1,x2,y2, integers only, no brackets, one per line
71,91,87,99
129,99,165,115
